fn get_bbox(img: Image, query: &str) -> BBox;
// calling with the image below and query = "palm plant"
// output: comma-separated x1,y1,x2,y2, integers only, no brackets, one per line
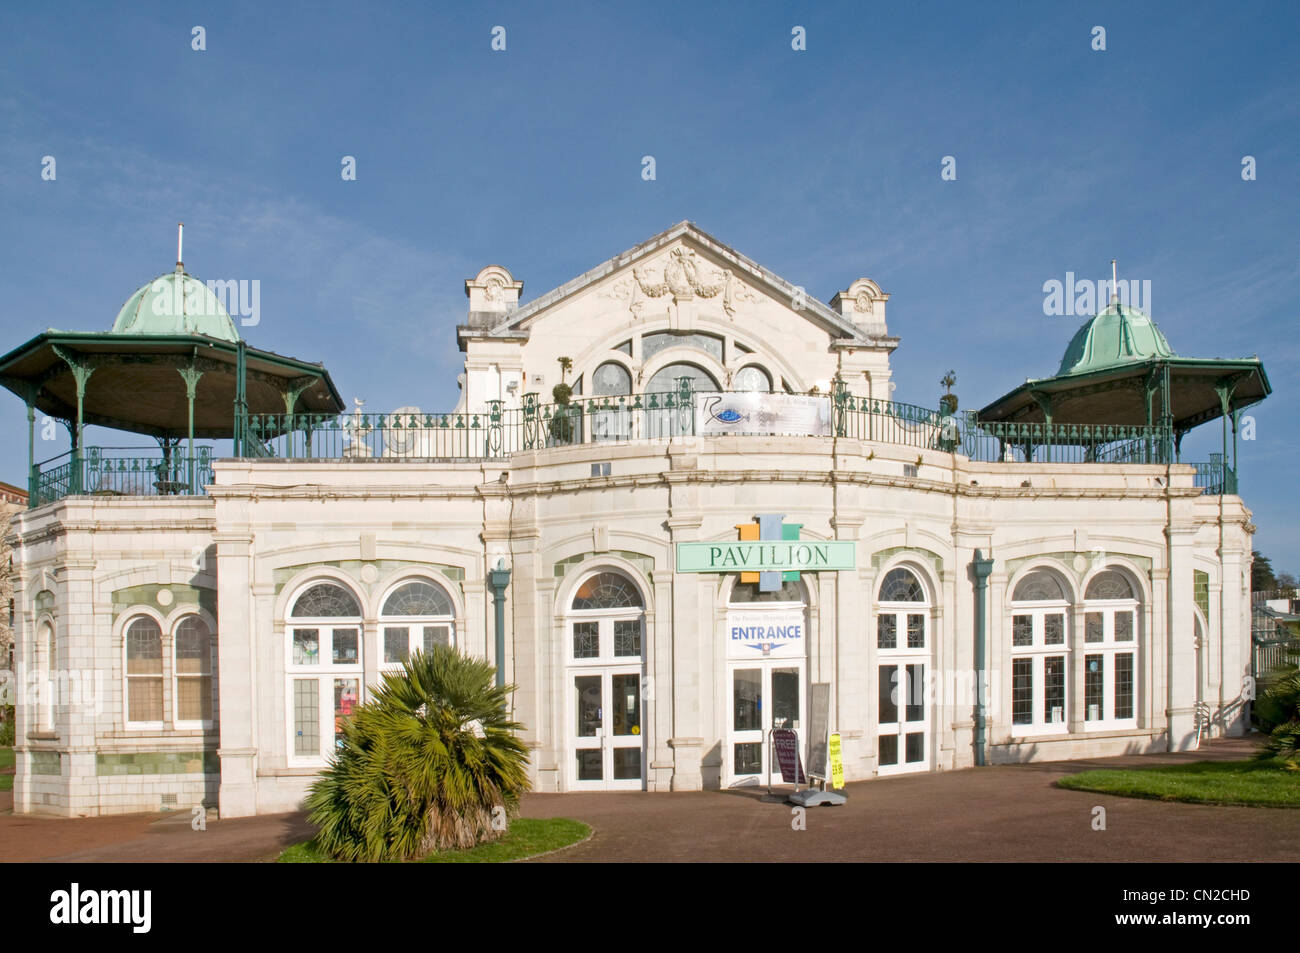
1255,646,1300,767
307,645,531,861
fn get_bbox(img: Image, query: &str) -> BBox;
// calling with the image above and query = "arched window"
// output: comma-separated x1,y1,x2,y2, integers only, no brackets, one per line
567,569,647,788
877,568,927,649
38,620,56,730
380,579,456,668
875,566,931,773
733,365,772,393
729,579,806,604
572,572,644,611
1013,570,1066,602
287,580,363,763
290,582,361,618
1083,568,1140,728
879,568,926,604
592,362,632,396
645,362,719,393
591,363,634,442
174,616,215,726
569,571,644,660
125,616,164,726
641,331,723,363
1009,569,1071,734
1085,570,1135,602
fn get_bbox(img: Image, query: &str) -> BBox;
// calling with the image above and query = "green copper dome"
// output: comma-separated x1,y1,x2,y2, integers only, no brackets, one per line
1056,301,1174,377
111,266,241,342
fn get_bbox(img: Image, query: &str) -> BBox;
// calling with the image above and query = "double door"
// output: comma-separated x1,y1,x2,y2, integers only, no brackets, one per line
877,660,929,774
727,661,805,787
571,667,644,790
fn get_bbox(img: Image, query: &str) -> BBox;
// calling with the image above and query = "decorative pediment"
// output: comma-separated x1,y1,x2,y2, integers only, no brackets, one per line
476,222,873,343
603,245,761,319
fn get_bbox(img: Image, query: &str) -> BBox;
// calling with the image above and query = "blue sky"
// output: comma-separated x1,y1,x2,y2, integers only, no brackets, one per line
1,1,1296,571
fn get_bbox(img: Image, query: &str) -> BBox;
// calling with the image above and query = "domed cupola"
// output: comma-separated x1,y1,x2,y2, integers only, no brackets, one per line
1056,301,1174,377
111,226,240,342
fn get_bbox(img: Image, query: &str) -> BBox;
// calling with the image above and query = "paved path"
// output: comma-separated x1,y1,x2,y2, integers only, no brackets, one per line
1,738,1294,862
527,738,1296,862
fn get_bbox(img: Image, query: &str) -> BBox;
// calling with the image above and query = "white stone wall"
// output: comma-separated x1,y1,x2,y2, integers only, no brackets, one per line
12,497,219,816
10,436,1253,816
458,231,898,415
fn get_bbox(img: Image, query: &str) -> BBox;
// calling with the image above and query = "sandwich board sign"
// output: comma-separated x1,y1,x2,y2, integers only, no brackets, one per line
787,682,846,807
772,729,806,784
829,733,845,790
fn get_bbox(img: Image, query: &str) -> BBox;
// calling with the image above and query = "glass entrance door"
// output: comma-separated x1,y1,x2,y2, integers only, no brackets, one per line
572,667,644,790
877,661,928,774
727,662,804,787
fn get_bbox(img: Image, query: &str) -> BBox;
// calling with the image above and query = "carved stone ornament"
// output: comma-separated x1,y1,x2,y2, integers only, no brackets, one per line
604,247,756,318
854,289,875,314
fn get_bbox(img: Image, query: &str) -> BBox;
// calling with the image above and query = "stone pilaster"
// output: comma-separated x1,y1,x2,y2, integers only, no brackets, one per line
215,532,257,818
1165,525,1198,750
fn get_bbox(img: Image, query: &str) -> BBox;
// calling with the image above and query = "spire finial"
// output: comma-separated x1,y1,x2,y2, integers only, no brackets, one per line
1110,258,1118,305
176,222,185,273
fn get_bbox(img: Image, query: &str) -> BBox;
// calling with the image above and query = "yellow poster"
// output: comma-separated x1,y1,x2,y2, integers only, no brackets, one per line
829,733,845,789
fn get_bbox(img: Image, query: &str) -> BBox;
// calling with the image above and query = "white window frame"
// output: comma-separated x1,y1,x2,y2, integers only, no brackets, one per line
568,607,645,667
566,571,646,667
1082,600,1138,731
378,578,457,673
874,566,933,775
172,614,216,730
284,583,365,767
1008,604,1070,736
37,619,56,731
123,614,166,731
564,570,648,791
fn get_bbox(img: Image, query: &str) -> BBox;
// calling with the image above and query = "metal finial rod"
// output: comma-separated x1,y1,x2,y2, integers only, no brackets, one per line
177,222,184,264
1111,259,1118,303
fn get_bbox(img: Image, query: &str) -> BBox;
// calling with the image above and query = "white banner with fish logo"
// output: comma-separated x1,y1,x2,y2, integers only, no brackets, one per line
694,393,832,437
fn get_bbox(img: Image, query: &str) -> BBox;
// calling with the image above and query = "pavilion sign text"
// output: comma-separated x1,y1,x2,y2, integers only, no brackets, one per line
675,540,856,574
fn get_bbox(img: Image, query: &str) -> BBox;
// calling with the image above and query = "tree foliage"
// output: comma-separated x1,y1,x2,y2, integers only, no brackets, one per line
1252,550,1277,592
1255,647,1300,768
306,646,531,862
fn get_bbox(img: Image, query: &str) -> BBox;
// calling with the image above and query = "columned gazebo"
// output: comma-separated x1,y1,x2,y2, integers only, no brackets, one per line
977,300,1270,485
0,259,342,504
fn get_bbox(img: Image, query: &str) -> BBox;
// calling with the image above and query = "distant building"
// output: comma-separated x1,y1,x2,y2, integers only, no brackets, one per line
0,222,1272,817
0,481,28,676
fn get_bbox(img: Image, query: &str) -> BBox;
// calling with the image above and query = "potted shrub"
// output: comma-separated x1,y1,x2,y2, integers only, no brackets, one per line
548,381,576,445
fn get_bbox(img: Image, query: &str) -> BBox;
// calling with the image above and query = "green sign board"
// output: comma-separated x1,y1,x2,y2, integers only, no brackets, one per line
676,540,856,574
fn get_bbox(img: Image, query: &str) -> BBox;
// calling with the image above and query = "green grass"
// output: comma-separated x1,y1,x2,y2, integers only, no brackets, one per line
0,747,13,792
1057,758,1300,808
278,817,590,863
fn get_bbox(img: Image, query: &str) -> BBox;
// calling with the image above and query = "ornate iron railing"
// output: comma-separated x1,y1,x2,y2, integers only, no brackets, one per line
31,447,214,507
235,392,1186,465
238,388,700,460
30,391,1239,508
1191,456,1237,496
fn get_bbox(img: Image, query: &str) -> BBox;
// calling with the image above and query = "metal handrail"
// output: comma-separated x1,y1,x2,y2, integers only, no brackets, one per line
30,393,1232,508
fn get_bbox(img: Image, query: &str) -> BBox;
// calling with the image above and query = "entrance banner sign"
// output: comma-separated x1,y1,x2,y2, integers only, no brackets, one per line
725,609,805,659
772,728,806,784
695,392,831,437
676,540,856,574
828,733,845,789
